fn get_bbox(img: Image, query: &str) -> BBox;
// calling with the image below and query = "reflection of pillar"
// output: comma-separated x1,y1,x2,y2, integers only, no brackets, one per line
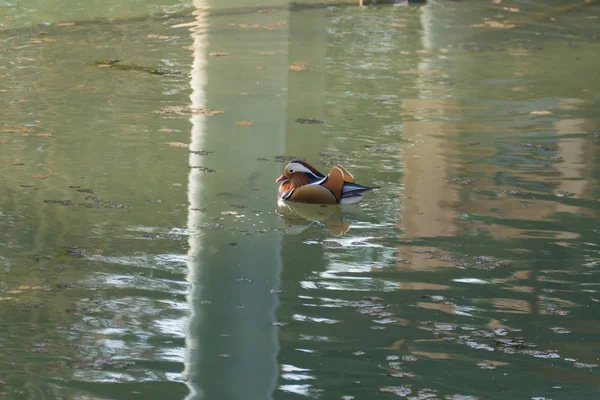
399,5,459,242
184,2,285,399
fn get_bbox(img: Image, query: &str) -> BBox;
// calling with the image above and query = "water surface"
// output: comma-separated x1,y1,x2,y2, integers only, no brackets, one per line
1,0,599,399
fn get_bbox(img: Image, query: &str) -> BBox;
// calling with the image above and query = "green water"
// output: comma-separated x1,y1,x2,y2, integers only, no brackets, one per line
1,0,599,399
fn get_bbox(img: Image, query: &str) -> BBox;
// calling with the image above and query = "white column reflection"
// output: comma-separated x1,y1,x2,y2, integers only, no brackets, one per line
183,2,285,399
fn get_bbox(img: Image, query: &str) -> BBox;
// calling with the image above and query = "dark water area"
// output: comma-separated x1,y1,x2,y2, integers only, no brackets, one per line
0,0,599,399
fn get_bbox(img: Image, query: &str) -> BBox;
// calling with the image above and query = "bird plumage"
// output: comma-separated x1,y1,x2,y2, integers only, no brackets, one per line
276,160,375,204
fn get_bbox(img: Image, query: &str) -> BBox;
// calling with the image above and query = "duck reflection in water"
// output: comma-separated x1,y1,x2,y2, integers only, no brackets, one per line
277,200,352,236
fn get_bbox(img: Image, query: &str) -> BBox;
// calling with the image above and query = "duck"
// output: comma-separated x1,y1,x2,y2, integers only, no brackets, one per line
275,160,375,204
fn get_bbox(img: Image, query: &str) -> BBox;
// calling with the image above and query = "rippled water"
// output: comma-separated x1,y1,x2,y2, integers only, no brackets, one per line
1,0,599,399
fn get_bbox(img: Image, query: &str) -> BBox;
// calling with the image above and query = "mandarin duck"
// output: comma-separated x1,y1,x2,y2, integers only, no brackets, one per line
276,160,375,204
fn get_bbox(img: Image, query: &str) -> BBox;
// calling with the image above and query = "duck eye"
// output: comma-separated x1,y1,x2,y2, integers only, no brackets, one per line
289,169,294,173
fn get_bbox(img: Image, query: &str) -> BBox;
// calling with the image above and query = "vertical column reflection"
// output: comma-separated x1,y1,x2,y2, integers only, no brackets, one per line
183,2,284,399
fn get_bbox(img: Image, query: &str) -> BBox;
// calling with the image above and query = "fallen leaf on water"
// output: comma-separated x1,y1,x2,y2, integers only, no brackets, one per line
256,66,266,70
258,9,276,13
56,22,75,26
27,37,56,44
153,106,225,116
0,297,16,301
32,174,48,179
391,23,406,28
257,51,275,56
167,142,188,148
471,20,515,29
0,139,8,144
289,62,309,72
235,121,254,127
209,52,231,57
37,133,52,137
221,211,239,215
96,64,111,68
531,110,552,115
6,290,22,294
146,34,177,40
0,124,33,133
0,75,5,78
11,162,24,166
229,23,266,29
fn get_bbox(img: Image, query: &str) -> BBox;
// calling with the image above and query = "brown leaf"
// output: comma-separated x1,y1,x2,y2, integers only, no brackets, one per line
154,106,225,116
32,174,48,179
209,52,231,57
258,9,276,13
221,211,239,216
0,124,33,133
56,22,75,26
167,142,188,148
11,162,24,166
37,133,53,137
235,121,254,127
0,139,8,144
289,62,309,72
471,20,515,29
97,64,112,68
530,110,552,115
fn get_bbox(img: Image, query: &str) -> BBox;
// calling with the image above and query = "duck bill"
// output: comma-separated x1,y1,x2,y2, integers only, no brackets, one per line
275,175,287,182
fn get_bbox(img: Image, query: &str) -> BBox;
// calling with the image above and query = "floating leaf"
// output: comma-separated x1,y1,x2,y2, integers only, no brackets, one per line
56,22,75,26
32,174,48,179
153,106,225,116
235,121,254,127
0,139,8,144
0,124,33,133
471,20,515,29
37,133,52,137
221,211,239,216
289,62,309,72
258,9,276,13
167,142,188,148
209,52,231,57
11,161,24,166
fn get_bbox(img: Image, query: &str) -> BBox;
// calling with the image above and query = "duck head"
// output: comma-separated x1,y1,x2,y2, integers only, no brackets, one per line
275,160,325,183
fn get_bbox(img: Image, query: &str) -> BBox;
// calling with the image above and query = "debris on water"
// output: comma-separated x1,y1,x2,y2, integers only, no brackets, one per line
502,189,532,197
190,166,216,172
64,247,86,257
95,60,183,76
146,34,177,40
167,142,188,148
228,242,237,246
525,143,554,151
76,188,94,193
273,155,305,162
55,282,79,289
555,191,575,197
446,177,477,185
230,204,248,209
197,223,224,230
32,174,48,179
271,321,288,327
530,110,552,115
153,106,225,117
44,200,75,206
209,52,230,57
364,296,385,303
296,118,325,124
236,278,253,283
235,121,254,127
270,289,282,294
146,199,162,203
190,150,213,155
469,141,480,146
221,211,239,216
289,62,309,72
589,131,599,138
0,124,33,133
